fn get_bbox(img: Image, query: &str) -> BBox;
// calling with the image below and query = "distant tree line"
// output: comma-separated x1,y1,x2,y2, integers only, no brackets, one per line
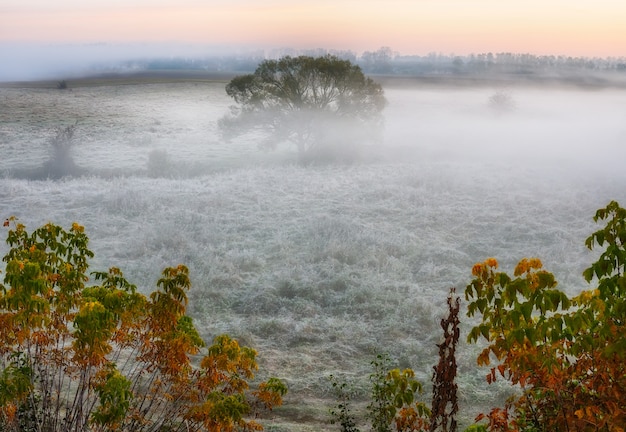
113,47,626,78
388,51,626,76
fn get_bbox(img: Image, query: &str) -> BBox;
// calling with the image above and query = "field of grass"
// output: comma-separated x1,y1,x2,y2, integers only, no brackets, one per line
1,76,625,430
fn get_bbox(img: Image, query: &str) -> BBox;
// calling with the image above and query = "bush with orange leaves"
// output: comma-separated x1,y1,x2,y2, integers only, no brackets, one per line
465,201,626,431
0,218,286,432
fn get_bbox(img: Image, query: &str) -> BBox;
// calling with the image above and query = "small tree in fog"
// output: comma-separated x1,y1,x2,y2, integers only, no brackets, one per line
43,122,82,178
220,55,386,163
487,90,515,115
147,149,172,177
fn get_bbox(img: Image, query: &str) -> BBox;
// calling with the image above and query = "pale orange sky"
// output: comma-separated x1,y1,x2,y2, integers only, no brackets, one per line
1,0,625,57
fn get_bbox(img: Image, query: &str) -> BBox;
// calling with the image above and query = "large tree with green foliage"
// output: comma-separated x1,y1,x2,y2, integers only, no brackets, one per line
0,218,286,432
220,55,386,163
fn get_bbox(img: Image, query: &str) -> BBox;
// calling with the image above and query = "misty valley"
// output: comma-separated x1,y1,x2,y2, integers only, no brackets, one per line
1,76,626,431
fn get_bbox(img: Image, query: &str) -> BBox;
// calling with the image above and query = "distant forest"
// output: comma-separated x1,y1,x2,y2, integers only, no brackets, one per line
112,47,626,80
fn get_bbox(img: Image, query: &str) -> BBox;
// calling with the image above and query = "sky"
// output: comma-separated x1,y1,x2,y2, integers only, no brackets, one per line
2,0,626,80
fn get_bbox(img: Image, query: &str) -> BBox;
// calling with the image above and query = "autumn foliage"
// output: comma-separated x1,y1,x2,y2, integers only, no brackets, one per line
0,218,286,432
465,200,626,431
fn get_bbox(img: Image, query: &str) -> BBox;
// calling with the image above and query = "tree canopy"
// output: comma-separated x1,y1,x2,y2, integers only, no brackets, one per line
220,55,386,163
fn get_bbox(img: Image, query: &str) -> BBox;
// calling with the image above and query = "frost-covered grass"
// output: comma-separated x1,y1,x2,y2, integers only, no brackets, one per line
1,79,626,430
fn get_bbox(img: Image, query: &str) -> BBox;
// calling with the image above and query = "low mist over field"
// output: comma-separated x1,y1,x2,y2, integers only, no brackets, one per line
1,74,626,430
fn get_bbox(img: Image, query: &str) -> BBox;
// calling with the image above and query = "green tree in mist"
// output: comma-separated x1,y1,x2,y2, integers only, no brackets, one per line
220,55,386,163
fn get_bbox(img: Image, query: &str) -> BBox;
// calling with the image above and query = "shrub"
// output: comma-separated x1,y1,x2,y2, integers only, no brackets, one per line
329,375,361,432
147,149,173,177
330,353,430,432
487,90,515,114
465,201,626,431
42,123,83,179
0,218,286,432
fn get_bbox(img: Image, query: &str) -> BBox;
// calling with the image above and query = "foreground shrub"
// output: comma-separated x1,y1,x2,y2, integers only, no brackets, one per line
369,353,431,432
330,353,431,432
465,201,626,431
330,288,462,432
0,218,286,432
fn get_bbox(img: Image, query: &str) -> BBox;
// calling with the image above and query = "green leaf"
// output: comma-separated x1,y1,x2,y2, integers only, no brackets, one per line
509,309,521,328
583,267,594,283
480,324,490,340
520,302,533,323
537,271,556,289
550,328,562,343
478,297,489,313
468,327,481,343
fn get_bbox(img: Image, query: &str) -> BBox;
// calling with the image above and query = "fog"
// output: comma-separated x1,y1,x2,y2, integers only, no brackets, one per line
0,42,245,81
382,84,626,169
1,77,625,430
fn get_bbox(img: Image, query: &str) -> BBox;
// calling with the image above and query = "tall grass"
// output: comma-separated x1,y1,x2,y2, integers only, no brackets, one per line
1,161,623,429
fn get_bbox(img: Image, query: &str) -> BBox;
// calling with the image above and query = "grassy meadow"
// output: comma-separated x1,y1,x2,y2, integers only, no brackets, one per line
1,75,625,430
